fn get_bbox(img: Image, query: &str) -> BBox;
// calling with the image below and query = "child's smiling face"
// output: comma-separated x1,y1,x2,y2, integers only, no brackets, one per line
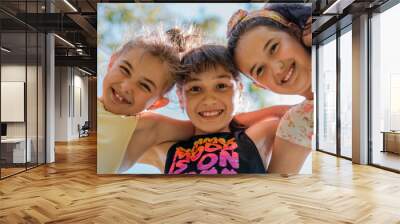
234,26,311,97
181,65,240,135
102,48,171,115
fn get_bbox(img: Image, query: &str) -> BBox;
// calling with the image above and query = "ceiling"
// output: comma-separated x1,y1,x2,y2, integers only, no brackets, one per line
0,0,98,74
311,0,391,43
0,0,395,76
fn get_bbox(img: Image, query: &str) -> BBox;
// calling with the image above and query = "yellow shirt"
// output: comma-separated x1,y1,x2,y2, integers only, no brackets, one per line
97,99,138,174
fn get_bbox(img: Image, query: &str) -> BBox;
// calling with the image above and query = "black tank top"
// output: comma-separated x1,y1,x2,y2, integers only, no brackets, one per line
164,124,266,174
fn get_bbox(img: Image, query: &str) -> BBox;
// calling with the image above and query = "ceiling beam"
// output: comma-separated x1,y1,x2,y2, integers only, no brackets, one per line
66,13,97,46
55,55,96,72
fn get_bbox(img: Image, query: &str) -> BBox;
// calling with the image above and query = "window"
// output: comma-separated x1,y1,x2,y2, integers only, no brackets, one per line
317,36,337,155
339,27,352,158
370,2,400,171
0,1,47,179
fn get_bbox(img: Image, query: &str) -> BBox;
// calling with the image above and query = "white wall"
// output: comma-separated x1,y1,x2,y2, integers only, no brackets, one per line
72,73,89,138
55,67,69,141
1,64,46,164
1,66,25,128
1,65,39,138
1,82,25,122
1,65,26,81
54,67,89,141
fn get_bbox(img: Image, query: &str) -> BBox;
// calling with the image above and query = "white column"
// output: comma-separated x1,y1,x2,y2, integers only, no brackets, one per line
45,0,55,163
46,33,55,163
312,45,317,151
352,14,369,164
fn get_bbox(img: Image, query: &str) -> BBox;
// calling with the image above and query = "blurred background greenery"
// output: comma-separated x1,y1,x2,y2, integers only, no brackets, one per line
97,3,304,121
97,3,306,173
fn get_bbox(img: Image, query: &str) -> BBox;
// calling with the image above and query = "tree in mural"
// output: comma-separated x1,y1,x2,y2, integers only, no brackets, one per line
98,4,220,54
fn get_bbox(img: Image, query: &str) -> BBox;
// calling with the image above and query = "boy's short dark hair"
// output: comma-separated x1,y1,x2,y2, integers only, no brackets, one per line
177,44,239,88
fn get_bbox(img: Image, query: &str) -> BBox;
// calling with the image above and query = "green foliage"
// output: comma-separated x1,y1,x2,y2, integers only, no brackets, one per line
191,16,220,36
248,83,267,108
98,3,273,110
99,4,220,54
104,5,136,23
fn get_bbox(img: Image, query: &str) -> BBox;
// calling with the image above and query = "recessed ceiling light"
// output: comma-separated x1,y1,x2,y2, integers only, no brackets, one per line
1,47,11,53
54,34,75,48
322,0,354,15
78,67,92,76
63,0,78,12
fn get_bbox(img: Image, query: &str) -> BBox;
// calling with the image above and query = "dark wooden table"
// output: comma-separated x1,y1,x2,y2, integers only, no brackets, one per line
381,131,400,154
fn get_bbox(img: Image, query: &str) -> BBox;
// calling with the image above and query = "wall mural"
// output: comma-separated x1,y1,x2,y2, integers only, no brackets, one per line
97,3,313,175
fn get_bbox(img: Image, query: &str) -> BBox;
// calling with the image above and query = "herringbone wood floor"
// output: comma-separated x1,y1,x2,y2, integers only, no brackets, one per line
1,135,400,224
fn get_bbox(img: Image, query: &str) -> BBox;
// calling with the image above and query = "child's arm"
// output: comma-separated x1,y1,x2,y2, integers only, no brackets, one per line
245,117,312,174
135,148,164,172
135,141,175,173
119,112,193,173
267,137,311,174
135,112,194,145
235,105,291,127
267,102,313,174
245,117,280,170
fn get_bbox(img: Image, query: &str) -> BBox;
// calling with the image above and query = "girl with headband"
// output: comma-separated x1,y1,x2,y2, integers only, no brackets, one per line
227,3,313,174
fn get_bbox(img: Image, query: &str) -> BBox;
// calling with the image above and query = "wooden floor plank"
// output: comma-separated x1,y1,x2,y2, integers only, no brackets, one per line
0,134,399,223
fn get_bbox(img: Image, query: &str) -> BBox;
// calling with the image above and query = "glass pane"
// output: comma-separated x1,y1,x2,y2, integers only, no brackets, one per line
38,32,45,165
1,30,27,177
340,29,352,158
27,0,39,170
0,1,46,178
371,4,400,171
318,36,337,154
27,31,38,169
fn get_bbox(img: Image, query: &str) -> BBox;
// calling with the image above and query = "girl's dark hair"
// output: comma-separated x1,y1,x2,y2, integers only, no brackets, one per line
176,44,239,89
227,3,311,60
264,3,311,30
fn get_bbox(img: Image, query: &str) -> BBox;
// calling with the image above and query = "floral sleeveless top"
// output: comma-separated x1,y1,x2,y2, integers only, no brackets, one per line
276,100,313,149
